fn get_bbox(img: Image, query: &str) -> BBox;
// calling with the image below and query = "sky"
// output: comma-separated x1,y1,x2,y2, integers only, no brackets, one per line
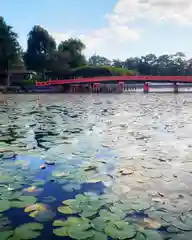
1,0,192,60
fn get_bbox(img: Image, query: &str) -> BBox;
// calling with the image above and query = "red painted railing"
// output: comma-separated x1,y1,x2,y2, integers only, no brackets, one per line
36,76,192,86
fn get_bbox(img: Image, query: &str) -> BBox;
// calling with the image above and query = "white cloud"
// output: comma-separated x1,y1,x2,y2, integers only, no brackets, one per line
50,0,192,59
109,0,192,25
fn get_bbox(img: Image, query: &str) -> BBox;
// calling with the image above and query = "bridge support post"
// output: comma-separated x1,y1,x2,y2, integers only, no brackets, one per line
93,83,101,93
143,82,149,93
117,82,124,93
173,82,178,93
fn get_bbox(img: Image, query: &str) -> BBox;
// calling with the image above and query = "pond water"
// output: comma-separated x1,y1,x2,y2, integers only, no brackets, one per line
1,93,192,240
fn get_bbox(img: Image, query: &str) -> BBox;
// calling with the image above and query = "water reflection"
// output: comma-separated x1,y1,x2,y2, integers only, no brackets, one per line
1,93,192,239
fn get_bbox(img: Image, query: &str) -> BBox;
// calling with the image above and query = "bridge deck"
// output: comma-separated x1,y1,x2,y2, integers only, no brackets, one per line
36,76,192,86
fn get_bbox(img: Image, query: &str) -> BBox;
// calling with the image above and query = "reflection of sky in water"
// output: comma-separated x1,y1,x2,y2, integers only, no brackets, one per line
15,155,54,181
2,94,192,239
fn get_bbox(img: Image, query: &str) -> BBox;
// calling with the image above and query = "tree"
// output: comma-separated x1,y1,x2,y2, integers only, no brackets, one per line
58,38,86,68
88,55,111,66
24,25,56,77
0,16,21,85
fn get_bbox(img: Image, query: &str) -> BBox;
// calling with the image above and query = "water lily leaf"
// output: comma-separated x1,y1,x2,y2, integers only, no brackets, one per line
68,225,94,240
14,223,43,239
135,232,146,240
80,209,97,218
0,217,11,227
0,200,10,212
58,206,79,214
141,229,163,240
132,201,150,211
89,232,108,240
105,221,136,239
35,210,56,222
62,183,81,192
53,217,87,227
53,226,68,237
143,218,162,229
24,203,49,219
99,209,126,221
0,230,13,240
110,203,133,215
91,217,107,231
75,194,88,203
52,171,69,178
172,217,192,231
53,217,91,237
11,196,36,208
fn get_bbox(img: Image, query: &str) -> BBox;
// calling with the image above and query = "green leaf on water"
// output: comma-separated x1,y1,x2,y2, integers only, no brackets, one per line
53,217,91,238
88,231,108,240
0,230,13,240
105,221,136,239
14,222,43,239
68,225,94,240
80,209,97,218
141,229,163,240
131,201,150,211
62,183,81,192
11,196,36,208
58,206,79,214
91,217,107,232
53,226,69,237
99,209,125,221
0,200,10,212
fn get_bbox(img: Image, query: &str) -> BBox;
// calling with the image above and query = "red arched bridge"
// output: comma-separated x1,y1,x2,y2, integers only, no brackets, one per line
36,76,192,93
36,76,192,86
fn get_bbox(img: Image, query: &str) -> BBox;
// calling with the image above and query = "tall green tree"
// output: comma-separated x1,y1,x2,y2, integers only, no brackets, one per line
0,16,21,85
24,25,56,77
58,38,86,68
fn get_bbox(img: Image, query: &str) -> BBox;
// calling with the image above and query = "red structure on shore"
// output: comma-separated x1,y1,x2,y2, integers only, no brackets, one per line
36,76,192,87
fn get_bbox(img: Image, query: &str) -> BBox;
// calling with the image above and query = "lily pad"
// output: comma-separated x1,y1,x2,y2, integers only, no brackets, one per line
14,223,43,239
105,221,136,239
131,201,150,211
11,196,36,208
99,209,126,221
141,229,163,240
0,200,10,212
91,217,107,232
89,232,108,240
143,218,162,229
24,203,48,218
35,210,56,222
58,206,78,214
53,217,91,238
68,224,94,240
62,183,81,192
0,230,13,240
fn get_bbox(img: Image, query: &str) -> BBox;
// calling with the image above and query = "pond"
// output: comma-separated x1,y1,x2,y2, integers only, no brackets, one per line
1,93,192,240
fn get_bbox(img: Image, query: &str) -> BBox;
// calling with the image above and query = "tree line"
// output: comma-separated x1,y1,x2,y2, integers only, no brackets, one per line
1,16,192,85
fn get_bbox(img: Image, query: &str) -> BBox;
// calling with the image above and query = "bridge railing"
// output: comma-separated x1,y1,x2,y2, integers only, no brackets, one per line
36,76,192,86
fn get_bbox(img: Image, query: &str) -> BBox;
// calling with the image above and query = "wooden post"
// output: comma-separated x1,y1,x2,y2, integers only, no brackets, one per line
118,82,124,93
173,82,178,93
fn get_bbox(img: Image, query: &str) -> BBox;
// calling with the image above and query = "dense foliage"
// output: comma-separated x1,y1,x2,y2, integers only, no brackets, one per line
1,16,192,85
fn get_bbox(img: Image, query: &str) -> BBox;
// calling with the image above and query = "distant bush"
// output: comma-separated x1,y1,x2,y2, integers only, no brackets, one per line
72,66,136,78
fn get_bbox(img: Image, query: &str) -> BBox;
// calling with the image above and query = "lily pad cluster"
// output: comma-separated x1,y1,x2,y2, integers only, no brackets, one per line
54,194,164,239
25,203,56,222
58,194,104,217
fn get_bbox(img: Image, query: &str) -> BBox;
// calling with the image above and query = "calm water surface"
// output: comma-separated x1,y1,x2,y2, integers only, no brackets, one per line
1,93,192,240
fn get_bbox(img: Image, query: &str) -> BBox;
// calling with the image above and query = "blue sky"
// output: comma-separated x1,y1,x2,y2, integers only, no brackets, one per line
2,0,192,60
